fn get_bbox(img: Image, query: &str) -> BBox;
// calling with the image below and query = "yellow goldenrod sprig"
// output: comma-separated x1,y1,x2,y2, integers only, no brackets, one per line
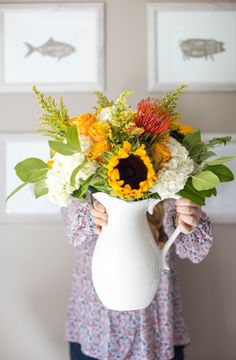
32,86,70,141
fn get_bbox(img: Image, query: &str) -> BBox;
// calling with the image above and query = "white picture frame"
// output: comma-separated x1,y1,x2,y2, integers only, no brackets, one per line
0,3,105,93
202,133,236,224
147,3,236,92
0,133,61,222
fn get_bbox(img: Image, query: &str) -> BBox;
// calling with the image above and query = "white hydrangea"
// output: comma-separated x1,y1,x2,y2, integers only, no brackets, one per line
150,137,194,200
45,152,98,207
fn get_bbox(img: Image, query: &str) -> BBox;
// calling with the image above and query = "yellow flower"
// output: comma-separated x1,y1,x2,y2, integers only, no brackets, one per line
69,113,96,136
171,119,194,135
152,142,171,167
88,141,110,161
107,141,156,199
47,160,54,169
87,121,109,143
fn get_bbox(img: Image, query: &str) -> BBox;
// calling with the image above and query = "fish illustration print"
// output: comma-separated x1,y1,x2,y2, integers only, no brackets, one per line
24,38,76,61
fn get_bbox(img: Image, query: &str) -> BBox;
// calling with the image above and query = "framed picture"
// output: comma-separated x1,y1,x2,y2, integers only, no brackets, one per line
0,3,105,92
202,133,236,224
0,133,60,222
147,3,236,92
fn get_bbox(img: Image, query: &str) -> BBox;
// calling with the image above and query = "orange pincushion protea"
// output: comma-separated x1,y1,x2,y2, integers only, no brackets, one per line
134,98,171,136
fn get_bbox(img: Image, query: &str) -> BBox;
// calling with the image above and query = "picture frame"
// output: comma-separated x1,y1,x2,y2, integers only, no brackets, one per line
0,133,61,222
0,3,105,93
147,3,236,92
202,133,236,224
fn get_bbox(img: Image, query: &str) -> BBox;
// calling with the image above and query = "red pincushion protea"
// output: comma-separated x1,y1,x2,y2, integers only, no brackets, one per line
134,98,171,136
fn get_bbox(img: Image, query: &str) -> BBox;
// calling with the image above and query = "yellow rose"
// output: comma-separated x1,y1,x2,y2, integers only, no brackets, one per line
152,142,171,166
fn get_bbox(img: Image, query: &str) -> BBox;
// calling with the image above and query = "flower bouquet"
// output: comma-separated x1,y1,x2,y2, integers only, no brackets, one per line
7,85,235,310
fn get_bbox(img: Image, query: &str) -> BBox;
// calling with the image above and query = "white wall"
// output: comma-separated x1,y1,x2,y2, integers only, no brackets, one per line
1,1,236,359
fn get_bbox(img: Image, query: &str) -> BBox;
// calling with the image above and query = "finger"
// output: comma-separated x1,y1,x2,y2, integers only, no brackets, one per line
176,205,201,217
178,214,198,227
94,200,106,213
92,216,108,227
90,207,108,221
178,218,194,234
94,224,101,234
175,198,200,209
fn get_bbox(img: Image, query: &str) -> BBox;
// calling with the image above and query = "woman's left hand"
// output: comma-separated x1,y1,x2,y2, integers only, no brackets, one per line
175,198,202,234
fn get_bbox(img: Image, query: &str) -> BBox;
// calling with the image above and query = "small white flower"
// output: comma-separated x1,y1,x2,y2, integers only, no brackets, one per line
79,135,93,155
97,106,115,121
150,137,194,200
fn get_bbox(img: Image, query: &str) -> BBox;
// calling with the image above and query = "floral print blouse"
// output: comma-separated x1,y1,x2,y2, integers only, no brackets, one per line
61,198,213,360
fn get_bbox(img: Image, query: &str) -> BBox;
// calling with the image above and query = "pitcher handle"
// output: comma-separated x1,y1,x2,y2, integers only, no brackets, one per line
161,226,181,271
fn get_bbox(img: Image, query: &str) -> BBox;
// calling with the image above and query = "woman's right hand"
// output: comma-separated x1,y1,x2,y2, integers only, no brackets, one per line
89,200,108,234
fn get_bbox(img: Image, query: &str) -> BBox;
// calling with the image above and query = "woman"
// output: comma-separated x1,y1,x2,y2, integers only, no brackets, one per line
61,196,213,360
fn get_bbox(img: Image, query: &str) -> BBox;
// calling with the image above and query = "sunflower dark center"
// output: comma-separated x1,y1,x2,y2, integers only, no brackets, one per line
115,154,148,189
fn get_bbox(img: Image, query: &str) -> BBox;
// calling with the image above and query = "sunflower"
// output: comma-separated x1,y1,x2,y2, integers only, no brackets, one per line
171,119,194,135
134,98,171,136
107,141,156,199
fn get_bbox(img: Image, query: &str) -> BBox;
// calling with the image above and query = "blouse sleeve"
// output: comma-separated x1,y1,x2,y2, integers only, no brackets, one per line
164,199,213,264
61,198,95,247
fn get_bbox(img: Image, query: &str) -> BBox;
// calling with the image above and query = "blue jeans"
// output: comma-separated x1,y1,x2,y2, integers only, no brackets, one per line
69,342,185,360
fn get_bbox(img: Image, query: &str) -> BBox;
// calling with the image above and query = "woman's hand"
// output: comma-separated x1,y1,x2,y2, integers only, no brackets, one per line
89,200,108,234
175,198,202,234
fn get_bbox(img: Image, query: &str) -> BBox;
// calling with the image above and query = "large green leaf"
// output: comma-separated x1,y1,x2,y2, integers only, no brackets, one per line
203,164,234,182
192,171,220,191
182,130,201,152
6,183,28,202
66,125,81,151
178,179,206,205
15,158,48,183
34,179,48,199
206,155,236,166
48,140,77,155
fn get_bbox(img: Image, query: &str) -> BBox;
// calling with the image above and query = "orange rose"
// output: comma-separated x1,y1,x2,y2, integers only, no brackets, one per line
87,121,109,143
69,113,96,136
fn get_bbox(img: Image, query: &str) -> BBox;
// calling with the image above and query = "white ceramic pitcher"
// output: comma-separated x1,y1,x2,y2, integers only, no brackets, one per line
91,192,181,311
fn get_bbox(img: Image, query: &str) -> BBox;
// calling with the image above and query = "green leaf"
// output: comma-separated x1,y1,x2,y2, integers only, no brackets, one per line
66,125,81,151
204,136,232,149
203,164,234,182
198,151,216,162
6,183,28,202
182,130,201,151
178,179,206,205
34,179,48,199
73,174,96,199
192,171,220,191
189,143,204,157
199,187,217,197
15,158,49,183
48,140,77,155
70,159,87,187
205,155,236,166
